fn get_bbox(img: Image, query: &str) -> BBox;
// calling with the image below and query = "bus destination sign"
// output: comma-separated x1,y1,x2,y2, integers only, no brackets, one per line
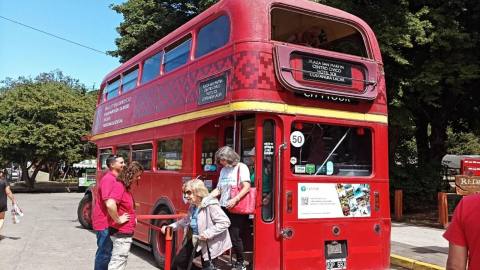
302,57,352,86
198,74,227,105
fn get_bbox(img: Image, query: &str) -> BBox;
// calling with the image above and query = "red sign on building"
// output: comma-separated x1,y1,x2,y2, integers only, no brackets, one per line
461,158,480,176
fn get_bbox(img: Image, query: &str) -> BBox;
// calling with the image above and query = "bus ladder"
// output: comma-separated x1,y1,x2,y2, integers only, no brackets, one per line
137,214,187,269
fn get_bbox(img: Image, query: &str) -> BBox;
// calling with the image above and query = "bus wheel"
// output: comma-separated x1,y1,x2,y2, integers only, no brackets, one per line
77,193,93,229
151,209,175,269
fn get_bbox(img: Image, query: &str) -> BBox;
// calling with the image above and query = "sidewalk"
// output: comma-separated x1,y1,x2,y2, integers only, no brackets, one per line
10,181,79,193
391,222,448,270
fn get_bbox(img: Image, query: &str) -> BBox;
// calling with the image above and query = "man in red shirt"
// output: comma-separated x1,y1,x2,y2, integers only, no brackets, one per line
92,155,125,270
443,194,480,269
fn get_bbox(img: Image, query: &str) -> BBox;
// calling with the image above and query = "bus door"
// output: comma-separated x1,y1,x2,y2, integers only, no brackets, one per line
280,121,386,270
195,118,234,190
253,115,282,270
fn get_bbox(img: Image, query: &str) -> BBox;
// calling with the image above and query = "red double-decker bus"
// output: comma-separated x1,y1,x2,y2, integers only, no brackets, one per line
78,0,390,269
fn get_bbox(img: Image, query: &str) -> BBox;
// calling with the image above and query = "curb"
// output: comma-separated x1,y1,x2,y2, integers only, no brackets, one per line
391,254,445,270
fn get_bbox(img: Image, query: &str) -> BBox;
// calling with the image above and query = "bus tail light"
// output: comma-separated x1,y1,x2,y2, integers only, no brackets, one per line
286,191,293,213
374,191,380,211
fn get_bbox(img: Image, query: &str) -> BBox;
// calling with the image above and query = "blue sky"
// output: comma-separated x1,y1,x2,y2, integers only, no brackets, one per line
0,0,124,89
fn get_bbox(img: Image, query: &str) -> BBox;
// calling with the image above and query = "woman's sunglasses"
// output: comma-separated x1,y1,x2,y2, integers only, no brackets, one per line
183,190,193,196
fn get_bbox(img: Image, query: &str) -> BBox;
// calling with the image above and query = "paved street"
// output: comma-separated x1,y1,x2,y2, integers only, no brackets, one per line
0,193,157,270
0,192,408,270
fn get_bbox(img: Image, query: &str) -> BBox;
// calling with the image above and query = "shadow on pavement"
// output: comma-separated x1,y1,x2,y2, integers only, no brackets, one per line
0,235,21,240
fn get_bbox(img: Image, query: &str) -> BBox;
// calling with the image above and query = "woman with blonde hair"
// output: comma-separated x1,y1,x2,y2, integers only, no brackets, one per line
162,179,231,270
106,161,144,270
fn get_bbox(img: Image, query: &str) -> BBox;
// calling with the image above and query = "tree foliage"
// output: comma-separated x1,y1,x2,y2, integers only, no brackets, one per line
0,71,97,188
109,0,216,62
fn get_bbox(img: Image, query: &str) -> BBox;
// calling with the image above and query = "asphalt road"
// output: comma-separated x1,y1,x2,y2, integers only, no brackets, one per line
0,193,406,270
0,193,157,270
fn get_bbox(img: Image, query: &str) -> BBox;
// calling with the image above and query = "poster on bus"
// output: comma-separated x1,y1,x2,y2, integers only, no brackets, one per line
298,183,371,219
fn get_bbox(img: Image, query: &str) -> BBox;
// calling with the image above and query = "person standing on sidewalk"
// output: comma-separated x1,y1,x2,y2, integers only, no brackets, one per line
443,194,480,269
0,170,17,239
107,161,143,270
92,155,125,270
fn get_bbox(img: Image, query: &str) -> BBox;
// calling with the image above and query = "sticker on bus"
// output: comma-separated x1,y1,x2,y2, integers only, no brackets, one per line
298,183,371,219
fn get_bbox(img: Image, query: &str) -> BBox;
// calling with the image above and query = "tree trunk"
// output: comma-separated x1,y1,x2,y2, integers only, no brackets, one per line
20,160,44,189
414,116,430,167
20,163,34,189
48,161,59,181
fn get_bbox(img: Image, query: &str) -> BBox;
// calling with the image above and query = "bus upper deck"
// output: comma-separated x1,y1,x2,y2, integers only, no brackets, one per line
91,0,386,141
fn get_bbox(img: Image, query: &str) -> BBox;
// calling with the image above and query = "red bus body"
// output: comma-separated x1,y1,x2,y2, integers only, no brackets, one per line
91,0,390,269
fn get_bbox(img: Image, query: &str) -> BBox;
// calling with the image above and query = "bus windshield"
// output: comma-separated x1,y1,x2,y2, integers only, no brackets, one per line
290,122,372,176
271,8,368,58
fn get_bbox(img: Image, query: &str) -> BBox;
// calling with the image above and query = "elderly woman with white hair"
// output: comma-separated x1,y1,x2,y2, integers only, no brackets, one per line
208,146,251,270
162,179,231,270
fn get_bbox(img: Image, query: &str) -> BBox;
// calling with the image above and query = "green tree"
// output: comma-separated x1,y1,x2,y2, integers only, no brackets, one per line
109,0,216,62
0,71,97,188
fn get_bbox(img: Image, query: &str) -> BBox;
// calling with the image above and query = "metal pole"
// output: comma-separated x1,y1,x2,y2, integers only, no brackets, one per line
164,226,173,269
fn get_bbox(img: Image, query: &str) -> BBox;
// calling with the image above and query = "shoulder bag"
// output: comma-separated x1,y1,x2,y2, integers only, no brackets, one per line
229,164,256,214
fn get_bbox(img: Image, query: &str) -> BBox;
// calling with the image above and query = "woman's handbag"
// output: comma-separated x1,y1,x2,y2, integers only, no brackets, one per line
229,165,256,214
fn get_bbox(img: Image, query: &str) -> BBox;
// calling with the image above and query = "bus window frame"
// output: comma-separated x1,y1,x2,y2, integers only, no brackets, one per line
140,51,164,85
104,76,121,102
269,5,372,60
115,145,131,164
131,141,154,171
156,137,184,172
194,13,232,60
163,34,193,73
287,118,375,179
98,147,113,171
121,65,140,94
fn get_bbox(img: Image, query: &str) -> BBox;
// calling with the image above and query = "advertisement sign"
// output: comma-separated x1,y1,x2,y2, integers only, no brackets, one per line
198,74,227,105
298,183,371,219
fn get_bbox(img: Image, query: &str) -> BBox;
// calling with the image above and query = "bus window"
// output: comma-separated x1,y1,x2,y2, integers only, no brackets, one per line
157,139,183,171
271,8,368,58
105,78,120,101
201,137,218,172
289,122,372,176
132,143,153,170
164,36,192,73
116,145,131,165
121,67,139,93
262,120,275,222
240,118,256,184
224,127,234,149
141,52,163,84
195,15,230,58
99,148,113,170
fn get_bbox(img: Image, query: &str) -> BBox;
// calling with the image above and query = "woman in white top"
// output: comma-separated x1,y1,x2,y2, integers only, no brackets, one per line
209,146,251,270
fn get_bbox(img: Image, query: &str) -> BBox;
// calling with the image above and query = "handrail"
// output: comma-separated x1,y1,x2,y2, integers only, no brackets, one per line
276,143,287,239
136,213,187,269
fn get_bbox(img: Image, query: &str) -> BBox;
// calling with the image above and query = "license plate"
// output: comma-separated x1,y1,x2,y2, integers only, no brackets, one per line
326,258,347,270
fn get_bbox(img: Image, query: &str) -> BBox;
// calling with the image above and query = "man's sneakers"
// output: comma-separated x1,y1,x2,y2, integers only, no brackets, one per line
231,261,247,270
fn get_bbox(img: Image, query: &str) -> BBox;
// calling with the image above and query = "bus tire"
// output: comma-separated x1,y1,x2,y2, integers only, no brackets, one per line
151,208,175,269
77,193,93,230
